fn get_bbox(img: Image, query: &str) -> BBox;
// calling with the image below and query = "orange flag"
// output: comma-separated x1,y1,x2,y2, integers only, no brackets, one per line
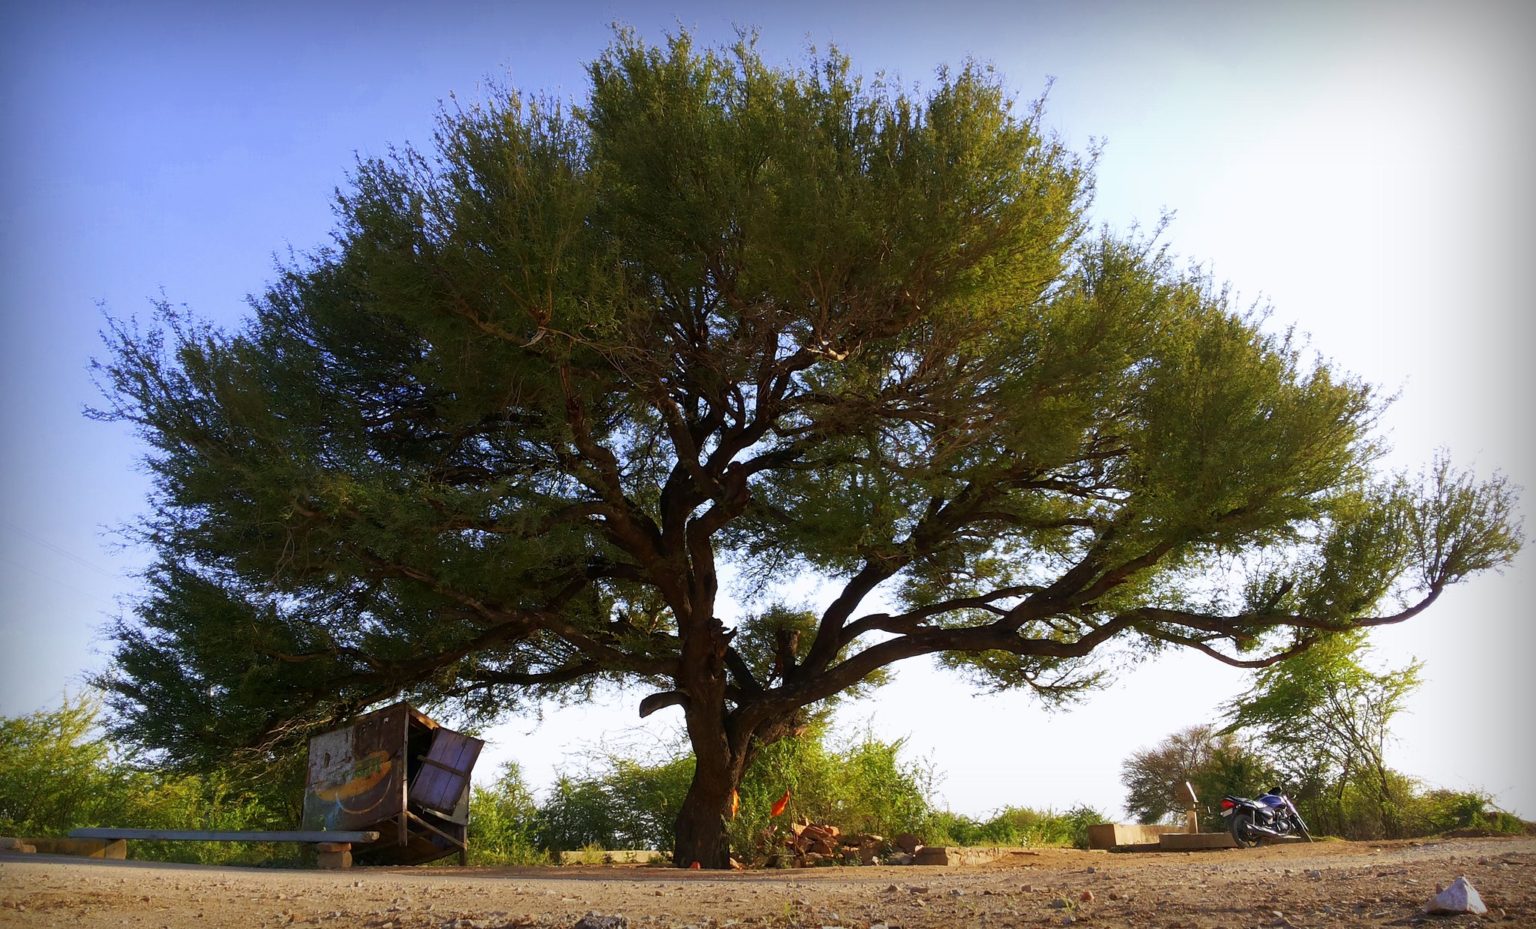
729,789,740,819
770,789,791,818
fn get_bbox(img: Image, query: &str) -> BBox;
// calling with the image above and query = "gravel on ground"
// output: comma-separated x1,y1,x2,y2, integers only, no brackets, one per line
2,835,1532,928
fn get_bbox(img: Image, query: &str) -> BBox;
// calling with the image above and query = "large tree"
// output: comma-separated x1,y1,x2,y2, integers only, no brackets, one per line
93,33,1522,867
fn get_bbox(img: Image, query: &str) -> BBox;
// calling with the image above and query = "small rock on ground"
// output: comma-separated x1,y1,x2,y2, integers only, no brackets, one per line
1425,875,1487,915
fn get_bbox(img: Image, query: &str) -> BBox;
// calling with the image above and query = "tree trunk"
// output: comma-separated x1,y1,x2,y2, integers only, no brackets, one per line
1373,761,1403,839
669,615,748,869
671,696,801,867
671,700,754,868
672,759,737,869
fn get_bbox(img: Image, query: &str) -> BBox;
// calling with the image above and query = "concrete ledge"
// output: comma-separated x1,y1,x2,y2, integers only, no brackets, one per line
1087,824,1185,849
1159,832,1237,850
23,837,127,859
69,828,379,844
558,849,661,865
912,846,1031,866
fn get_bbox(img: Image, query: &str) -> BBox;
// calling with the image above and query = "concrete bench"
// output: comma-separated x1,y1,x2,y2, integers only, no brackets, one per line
68,828,380,869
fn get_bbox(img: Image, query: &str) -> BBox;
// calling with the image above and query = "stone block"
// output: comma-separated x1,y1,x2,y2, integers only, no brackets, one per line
909,846,1026,866
315,845,353,869
912,845,955,866
557,849,661,865
1086,823,1183,849
1159,832,1237,850
24,837,126,859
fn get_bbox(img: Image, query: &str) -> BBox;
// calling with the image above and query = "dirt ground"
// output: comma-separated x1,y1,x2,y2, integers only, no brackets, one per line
2,835,1532,928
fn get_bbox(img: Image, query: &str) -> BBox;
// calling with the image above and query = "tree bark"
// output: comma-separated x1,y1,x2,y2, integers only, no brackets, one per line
670,695,756,868
669,611,748,869
671,753,738,869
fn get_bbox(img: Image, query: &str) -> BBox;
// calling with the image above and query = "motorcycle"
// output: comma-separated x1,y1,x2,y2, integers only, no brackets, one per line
1219,787,1312,847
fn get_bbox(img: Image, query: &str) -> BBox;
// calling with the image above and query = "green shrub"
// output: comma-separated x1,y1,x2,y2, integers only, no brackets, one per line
1289,768,1417,841
922,804,1105,849
530,721,939,861
603,755,696,850
0,696,293,865
468,762,548,865
536,774,622,852
727,721,938,859
531,747,696,854
1402,788,1526,837
0,696,117,836
824,733,935,837
1265,773,1528,842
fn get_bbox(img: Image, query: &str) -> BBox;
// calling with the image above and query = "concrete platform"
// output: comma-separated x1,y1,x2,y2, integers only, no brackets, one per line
912,845,1033,866
1086,824,1185,849
22,837,127,859
1159,832,1237,850
558,849,662,864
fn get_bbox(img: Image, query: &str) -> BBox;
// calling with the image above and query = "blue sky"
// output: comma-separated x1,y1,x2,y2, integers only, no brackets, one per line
2,1,1532,819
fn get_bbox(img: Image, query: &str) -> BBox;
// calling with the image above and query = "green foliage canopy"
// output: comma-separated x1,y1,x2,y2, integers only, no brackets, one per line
92,30,1522,863
0,695,112,836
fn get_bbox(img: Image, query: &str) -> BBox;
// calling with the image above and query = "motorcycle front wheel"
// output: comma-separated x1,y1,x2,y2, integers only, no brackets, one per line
1229,812,1260,848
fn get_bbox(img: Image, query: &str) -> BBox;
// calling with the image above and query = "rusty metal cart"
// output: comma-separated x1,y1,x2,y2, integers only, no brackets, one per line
301,701,484,865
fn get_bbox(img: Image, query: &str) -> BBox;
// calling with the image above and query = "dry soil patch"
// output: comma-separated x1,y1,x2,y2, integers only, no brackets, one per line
2,835,1532,927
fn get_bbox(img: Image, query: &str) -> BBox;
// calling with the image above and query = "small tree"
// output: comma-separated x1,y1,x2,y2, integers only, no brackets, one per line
0,697,291,863
1120,724,1274,829
468,761,546,864
93,30,1523,867
1224,630,1420,837
0,696,116,836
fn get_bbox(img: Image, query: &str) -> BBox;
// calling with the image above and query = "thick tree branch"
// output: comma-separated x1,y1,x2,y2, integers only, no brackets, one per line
840,584,1043,643
782,613,1142,712
1120,583,1444,638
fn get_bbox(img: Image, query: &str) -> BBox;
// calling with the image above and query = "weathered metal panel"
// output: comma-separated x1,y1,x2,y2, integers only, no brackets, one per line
301,701,485,865
302,703,409,832
409,728,484,819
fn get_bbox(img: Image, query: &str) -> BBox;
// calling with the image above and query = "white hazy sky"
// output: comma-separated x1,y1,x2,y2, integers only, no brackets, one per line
2,1,1532,820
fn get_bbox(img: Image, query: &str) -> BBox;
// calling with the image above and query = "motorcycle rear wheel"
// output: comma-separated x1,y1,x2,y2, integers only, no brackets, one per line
1229,812,1260,848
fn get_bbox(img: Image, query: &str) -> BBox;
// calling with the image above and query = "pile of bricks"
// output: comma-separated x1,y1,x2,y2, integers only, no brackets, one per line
772,820,885,867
